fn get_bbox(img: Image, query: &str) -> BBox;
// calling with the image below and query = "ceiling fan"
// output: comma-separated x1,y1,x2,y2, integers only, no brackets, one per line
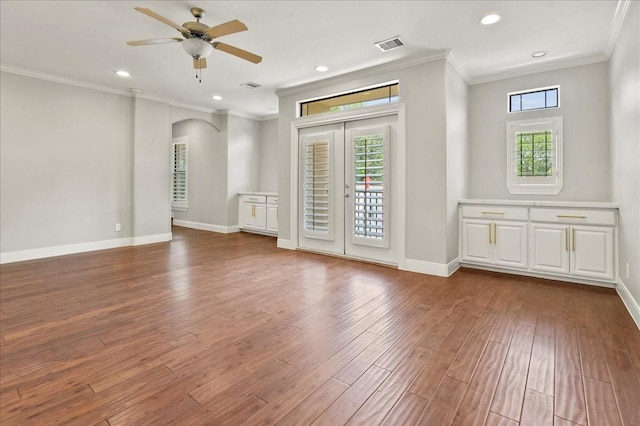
127,7,262,82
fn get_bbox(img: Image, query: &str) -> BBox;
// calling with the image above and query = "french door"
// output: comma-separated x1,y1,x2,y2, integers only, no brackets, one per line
298,115,398,265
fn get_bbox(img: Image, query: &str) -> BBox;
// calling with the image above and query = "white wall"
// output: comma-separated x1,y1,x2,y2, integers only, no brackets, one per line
171,118,227,227
0,72,132,252
445,60,470,263
277,55,453,267
610,1,640,321
227,114,260,226
259,118,279,192
131,97,171,239
468,62,612,201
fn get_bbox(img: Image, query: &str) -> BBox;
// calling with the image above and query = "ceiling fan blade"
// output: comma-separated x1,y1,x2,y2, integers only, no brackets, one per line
212,42,262,64
193,58,207,69
206,19,248,39
134,7,189,33
127,38,183,46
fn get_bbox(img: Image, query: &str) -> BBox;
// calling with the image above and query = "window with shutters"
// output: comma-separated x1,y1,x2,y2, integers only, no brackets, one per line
507,117,563,194
302,138,332,240
171,138,188,211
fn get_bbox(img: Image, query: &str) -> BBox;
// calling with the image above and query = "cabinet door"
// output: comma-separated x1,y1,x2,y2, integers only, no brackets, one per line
253,204,267,230
241,203,256,229
494,221,528,269
570,226,614,281
529,223,570,275
267,205,278,233
461,220,492,265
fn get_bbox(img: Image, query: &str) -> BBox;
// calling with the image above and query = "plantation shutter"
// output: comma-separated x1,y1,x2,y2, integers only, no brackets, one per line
172,142,187,203
302,137,333,240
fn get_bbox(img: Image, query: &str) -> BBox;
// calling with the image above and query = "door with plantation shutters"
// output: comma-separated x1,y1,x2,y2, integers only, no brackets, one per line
297,115,397,265
298,123,345,254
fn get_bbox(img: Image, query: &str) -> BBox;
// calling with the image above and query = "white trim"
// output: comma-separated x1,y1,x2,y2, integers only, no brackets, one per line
446,51,471,84
401,259,456,277
0,233,172,264
448,257,461,276
170,101,216,114
131,233,173,246
276,51,448,97
605,0,633,58
506,116,563,195
617,278,640,330
173,220,240,234
277,238,296,250
469,53,608,85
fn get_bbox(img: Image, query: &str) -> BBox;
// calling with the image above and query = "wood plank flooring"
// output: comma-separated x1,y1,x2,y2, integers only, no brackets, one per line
1,226,639,425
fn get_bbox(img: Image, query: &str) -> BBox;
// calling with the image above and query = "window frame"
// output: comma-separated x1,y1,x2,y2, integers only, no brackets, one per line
506,116,563,195
507,85,560,113
171,136,188,211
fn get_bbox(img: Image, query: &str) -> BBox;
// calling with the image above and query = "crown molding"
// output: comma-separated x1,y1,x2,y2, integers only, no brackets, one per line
1,64,131,96
605,0,632,58
469,52,609,85
445,50,471,84
275,50,449,98
170,101,216,114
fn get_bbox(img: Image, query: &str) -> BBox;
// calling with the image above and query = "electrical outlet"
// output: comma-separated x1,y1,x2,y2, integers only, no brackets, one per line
626,263,630,280
115,223,121,232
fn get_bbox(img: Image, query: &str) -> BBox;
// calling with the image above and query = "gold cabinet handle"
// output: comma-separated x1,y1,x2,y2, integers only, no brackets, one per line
252,205,255,217
482,211,505,215
488,223,492,244
572,227,575,252
493,223,497,244
565,227,569,251
557,215,587,219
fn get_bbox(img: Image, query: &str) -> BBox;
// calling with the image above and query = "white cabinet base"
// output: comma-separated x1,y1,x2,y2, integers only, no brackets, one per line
239,193,278,237
460,200,618,287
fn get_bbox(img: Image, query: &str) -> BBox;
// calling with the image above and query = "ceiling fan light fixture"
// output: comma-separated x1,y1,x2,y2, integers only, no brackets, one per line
182,38,213,58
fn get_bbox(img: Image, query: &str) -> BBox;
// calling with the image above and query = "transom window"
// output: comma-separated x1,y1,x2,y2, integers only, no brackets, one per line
300,83,398,117
509,86,559,112
507,117,563,195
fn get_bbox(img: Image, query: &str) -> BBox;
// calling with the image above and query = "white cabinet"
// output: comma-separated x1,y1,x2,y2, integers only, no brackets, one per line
460,201,618,286
530,220,614,282
266,196,278,234
238,193,278,236
461,206,528,270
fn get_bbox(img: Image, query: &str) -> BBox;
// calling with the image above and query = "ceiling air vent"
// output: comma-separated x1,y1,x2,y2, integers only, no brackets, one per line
374,37,404,52
240,81,261,89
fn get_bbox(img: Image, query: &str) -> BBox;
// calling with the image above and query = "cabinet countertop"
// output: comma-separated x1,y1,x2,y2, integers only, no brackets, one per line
238,192,278,197
459,199,618,209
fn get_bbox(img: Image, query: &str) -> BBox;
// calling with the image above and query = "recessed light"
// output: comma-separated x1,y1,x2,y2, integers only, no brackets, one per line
211,95,222,100
481,14,501,25
315,65,329,72
532,51,548,58
115,70,130,77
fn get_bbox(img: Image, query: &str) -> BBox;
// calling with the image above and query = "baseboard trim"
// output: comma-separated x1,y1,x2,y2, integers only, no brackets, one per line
277,238,296,250
1,233,172,264
617,278,640,330
173,220,239,234
401,258,456,277
131,233,172,246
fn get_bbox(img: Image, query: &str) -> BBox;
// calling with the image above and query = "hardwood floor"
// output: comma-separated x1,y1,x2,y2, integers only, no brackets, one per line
1,226,639,425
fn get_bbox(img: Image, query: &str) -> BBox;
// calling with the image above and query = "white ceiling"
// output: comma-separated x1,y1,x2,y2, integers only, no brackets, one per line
0,1,625,118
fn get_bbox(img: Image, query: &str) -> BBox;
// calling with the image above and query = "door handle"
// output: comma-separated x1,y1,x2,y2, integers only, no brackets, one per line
344,193,350,198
